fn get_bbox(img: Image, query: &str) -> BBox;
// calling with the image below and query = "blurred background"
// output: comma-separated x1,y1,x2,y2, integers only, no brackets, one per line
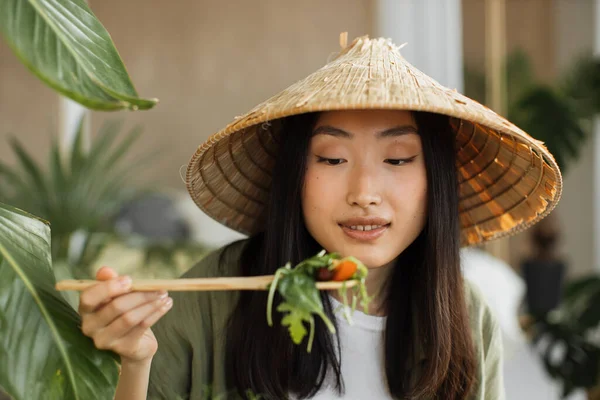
1,0,600,399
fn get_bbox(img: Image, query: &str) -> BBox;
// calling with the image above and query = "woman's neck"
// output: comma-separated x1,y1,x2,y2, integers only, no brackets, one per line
328,262,394,316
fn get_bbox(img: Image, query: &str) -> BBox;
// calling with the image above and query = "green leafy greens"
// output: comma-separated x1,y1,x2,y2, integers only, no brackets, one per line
266,250,371,352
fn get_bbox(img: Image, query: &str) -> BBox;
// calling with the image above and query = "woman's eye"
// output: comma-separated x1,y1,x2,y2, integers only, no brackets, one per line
385,157,414,166
317,157,345,165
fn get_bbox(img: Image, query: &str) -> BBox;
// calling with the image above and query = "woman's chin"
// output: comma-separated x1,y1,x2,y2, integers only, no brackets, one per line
315,236,401,268
334,248,397,269
360,258,396,270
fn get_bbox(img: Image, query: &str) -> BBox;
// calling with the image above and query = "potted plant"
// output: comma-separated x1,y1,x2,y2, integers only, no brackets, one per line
0,0,158,397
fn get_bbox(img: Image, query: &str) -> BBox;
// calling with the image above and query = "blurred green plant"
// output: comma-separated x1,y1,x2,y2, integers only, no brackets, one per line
526,276,600,398
464,49,600,173
0,117,153,278
0,117,210,283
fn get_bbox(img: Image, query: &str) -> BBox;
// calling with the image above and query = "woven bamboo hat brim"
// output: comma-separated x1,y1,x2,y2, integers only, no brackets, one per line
185,34,562,247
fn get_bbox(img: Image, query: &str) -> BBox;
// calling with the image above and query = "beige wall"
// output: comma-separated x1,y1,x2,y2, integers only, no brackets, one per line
0,40,57,167
89,0,372,188
463,0,556,83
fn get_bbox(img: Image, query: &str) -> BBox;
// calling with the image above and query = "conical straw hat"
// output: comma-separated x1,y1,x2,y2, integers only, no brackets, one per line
185,33,562,247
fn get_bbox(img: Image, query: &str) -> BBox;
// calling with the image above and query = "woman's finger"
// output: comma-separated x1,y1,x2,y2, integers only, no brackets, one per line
92,295,173,349
81,291,167,337
78,276,132,314
139,299,173,330
96,266,118,281
110,300,175,353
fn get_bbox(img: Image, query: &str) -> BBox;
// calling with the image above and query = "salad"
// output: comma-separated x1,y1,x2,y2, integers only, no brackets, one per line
266,250,372,352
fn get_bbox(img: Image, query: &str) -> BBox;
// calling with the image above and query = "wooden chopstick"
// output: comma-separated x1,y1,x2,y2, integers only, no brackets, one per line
55,275,358,292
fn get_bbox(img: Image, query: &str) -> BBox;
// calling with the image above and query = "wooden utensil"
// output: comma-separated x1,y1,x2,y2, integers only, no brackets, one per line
55,275,358,292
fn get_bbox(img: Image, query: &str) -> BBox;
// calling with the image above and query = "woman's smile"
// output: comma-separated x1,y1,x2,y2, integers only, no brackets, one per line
338,216,391,242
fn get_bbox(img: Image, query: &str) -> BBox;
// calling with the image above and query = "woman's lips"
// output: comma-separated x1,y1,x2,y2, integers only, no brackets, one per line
339,224,390,241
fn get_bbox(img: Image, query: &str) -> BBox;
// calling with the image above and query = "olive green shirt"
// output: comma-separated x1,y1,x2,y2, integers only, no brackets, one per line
148,241,505,399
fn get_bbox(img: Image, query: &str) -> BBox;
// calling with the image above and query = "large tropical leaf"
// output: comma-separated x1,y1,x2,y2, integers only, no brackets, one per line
0,0,158,111
0,202,119,399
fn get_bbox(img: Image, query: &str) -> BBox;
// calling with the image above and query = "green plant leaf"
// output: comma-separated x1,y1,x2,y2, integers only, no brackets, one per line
506,49,536,108
9,137,50,202
49,136,68,217
277,302,310,345
0,0,158,111
563,276,600,302
69,117,87,173
562,54,600,120
0,202,119,400
0,161,30,200
52,259,78,309
463,65,486,104
534,321,600,398
509,86,587,173
84,119,125,170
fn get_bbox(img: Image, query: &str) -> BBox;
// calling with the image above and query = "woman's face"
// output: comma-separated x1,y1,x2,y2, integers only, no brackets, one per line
302,109,427,269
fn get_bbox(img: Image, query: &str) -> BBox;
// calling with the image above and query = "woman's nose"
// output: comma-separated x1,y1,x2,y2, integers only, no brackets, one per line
345,166,382,208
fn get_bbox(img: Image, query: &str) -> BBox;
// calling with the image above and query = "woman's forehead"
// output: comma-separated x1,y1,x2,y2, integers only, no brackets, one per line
312,109,419,140
314,109,417,131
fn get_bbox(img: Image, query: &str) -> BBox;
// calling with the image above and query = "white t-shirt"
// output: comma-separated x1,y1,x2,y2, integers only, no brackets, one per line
307,295,393,399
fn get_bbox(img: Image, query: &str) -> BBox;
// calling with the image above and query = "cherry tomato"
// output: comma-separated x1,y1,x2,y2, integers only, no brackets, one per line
331,260,357,281
315,267,335,281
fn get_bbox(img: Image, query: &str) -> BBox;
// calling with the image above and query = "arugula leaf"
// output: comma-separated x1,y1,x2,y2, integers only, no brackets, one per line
277,302,311,345
277,273,336,334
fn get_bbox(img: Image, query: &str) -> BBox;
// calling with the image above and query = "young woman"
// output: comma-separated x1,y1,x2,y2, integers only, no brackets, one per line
78,35,562,399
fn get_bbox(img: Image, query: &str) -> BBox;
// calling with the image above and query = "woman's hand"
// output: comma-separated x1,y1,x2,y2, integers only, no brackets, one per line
78,267,173,364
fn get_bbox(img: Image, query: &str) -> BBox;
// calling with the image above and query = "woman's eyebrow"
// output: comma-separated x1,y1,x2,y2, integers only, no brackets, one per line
311,125,418,138
312,125,352,138
378,125,418,138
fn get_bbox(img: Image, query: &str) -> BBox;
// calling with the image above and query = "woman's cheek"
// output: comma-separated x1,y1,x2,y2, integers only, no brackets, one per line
305,165,327,193
303,169,323,214
304,169,341,216
389,178,427,220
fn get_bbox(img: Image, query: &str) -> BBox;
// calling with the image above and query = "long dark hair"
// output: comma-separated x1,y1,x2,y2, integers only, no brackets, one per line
222,111,476,399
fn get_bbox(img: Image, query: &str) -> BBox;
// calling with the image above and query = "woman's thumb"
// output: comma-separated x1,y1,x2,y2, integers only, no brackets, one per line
96,266,119,281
